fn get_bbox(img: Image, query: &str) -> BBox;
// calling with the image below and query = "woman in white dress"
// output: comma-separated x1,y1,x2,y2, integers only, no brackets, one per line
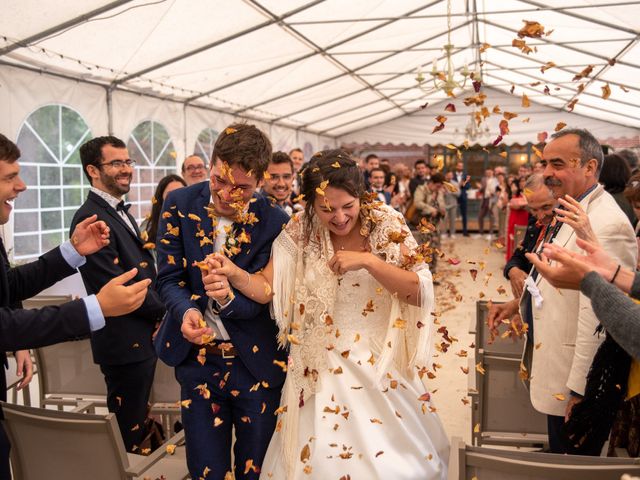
205,150,449,479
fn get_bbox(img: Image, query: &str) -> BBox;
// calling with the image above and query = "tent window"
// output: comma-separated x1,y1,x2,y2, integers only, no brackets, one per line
14,105,92,262
126,120,177,222
194,128,218,164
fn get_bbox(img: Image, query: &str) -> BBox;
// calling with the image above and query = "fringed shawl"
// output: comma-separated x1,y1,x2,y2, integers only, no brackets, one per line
270,203,435,478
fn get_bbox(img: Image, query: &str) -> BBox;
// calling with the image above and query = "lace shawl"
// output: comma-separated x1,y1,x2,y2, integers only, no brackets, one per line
270,203,435,478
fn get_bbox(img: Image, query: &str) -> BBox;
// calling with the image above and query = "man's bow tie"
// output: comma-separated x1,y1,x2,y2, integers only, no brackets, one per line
116,201,131,214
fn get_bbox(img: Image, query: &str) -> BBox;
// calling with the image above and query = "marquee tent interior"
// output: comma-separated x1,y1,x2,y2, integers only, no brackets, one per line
1,0,639,261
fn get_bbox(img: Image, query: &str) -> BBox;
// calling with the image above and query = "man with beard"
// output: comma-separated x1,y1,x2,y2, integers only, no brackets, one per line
262,151,295,215
72,136,166,453
489,129,636,454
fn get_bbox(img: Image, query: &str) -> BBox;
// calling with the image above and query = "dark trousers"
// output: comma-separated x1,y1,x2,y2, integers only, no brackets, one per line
458,196,468,235
176,351,281,480
547,414,569,454
100,356,156,453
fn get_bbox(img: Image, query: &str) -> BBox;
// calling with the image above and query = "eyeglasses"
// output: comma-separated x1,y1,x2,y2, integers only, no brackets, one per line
266,173,293,182
185,165,206,172
99,159,136,169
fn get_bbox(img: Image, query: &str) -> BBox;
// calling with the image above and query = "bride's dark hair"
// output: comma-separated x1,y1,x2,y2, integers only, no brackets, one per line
300,149,366,237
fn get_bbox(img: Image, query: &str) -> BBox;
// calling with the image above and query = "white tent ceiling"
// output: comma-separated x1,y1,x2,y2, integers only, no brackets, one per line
1,0,639,142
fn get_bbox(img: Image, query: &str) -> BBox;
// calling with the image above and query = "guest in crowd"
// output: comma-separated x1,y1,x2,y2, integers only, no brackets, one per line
453,161,470,236
488,128,636,454
624,173,640,268
289,148,304,173
600,153,636,226
362,153,379,190
495,172,509,245
409,159,430,196
141,174,186,261
73,136,167,454
0,134,151,479
154,124,289,479
476,168,498,240
289,148,305,196
369,167,391,205
414,172,446,270
503,174,556,298
505,176,530,259
391,163,411,213
263,151,296,215
443,171,460,238
181,155,208,186
618,149,639,175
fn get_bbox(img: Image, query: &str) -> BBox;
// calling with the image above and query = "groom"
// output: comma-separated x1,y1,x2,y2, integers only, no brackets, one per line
155,124,289,479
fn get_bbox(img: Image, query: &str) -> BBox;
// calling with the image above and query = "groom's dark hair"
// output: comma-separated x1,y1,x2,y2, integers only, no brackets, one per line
212,123,272,180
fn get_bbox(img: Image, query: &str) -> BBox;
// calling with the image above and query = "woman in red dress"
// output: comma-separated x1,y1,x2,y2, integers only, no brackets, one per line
506,176,530,260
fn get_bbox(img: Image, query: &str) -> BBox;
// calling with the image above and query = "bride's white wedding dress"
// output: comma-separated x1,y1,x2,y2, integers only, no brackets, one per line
260,204,449,479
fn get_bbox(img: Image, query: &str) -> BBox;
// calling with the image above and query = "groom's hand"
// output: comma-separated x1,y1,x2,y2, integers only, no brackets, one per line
200,257,232,303
181,309,212,344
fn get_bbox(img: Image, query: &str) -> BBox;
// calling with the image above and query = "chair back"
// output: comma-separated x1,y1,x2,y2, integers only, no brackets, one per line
475,300,523,356
449,437,640,480
149,361,180,405
1,402,128,480
34,338,106,407
473,350,547,445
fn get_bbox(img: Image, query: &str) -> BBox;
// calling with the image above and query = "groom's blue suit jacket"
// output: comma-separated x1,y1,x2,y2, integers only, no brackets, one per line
154,181,289,387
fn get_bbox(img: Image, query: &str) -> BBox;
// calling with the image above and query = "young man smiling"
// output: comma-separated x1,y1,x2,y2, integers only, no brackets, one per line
155,124,289,479
72,136,166,454
262,151,295,215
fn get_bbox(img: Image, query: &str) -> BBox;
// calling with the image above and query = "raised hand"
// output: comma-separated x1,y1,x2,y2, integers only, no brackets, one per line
71,214,110,256
554,195,597,244
96,268,151,317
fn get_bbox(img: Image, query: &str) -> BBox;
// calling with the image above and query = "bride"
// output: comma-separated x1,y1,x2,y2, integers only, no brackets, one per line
199,150,448,479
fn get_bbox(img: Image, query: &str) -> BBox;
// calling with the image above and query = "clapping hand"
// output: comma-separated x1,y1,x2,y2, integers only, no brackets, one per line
526,238,618,290
70,214,110,256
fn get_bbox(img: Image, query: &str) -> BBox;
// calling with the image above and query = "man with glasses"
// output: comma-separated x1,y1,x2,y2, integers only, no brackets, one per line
72,136,166,453
262,151,295,215
181,154,208,186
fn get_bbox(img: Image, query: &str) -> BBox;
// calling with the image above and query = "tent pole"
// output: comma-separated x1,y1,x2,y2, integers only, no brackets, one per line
106,86,114,136
182,103,188,168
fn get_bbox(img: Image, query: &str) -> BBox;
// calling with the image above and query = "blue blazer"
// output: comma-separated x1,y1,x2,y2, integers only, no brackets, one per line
154,182,290,386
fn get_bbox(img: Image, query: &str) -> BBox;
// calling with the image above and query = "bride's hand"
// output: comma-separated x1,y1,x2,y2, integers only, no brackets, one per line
328,251,375,275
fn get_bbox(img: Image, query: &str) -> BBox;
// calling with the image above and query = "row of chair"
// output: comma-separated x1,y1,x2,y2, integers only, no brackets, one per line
3,294,188,479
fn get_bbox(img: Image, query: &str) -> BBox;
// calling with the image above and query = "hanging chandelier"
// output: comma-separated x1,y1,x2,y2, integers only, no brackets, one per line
464,110,490,142
415,0,475,97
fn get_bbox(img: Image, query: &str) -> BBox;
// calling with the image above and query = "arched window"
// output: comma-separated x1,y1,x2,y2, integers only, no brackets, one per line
14,105,92,261
194,128,218,164
127,121,177,221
